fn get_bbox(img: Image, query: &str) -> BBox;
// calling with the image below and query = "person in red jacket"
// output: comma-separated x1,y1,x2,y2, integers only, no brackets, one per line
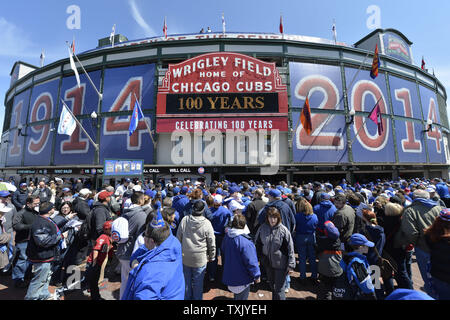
85,220,114,300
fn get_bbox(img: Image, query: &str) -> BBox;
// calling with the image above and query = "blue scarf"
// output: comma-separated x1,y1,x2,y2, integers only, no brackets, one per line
413,198,439,208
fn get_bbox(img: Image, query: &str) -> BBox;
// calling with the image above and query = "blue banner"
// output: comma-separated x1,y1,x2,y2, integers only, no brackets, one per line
289,62,344,110
345,67,395,163
99,64,156,164
394,119,427,163
6,89,31,167
23,78,59,166
53,71,101,165
292,112,348,163
419,85,445,163
101,64,155,113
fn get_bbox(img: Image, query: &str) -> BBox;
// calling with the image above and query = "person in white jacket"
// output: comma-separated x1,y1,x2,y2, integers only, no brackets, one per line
176,200,215,300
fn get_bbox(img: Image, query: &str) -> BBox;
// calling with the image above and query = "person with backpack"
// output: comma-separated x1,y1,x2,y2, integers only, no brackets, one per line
115,191,147,300
337,233,377,300
25,202,62,300
89,191,114,242
316,220,342,300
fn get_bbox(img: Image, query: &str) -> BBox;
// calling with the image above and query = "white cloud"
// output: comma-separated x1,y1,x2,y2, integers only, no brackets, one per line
0,17,36,59
128,0,157,37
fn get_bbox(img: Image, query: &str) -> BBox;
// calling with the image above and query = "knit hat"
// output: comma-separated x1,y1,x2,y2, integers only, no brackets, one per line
150,209,165,229
39,203,54,215
439,208,450,222
192,201,205,216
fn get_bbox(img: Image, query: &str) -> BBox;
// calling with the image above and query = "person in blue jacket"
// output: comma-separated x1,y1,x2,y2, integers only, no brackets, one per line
172,186,190,217
206,194,233,282
313,193,337,231
121,211,185,300
338,233,376,300
257,189,295,234
221,214,261,300
433,178,450,208
295,197,318,283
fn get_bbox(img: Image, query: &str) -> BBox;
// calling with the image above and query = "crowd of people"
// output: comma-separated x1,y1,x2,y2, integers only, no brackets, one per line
0,175,448,300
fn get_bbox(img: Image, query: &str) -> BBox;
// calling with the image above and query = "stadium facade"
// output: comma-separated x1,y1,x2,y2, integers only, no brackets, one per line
1,28,449,186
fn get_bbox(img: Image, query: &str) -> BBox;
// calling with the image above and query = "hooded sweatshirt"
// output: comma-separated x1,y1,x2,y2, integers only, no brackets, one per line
221,228,260,287
116,204,147,261
176,214,215,268
314,200,337,230
121,234,185,300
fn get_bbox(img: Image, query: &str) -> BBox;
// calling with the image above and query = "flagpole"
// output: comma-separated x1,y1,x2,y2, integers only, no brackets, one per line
60,99,99,151
132,92,157,146
66,41,103,100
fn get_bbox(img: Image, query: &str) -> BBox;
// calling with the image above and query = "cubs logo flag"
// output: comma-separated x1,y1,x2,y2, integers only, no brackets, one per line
163,16,167,39
370,44,380,79
58,103,77,136
129,99,143,136
368,101,383,136
300,96,312,135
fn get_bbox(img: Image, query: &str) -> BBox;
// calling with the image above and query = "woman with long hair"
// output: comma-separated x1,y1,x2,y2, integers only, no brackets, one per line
425,209,450,299
294,198,318,284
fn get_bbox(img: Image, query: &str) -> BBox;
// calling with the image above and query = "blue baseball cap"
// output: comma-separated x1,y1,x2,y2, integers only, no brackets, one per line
180,186,189,194
267,189,281,198
172,187,180,194
385,289,434,300
229,186,240,194
62,187,71,193
215,188,223,195
320,193,331,200
0,191,11,197
348,233,374,247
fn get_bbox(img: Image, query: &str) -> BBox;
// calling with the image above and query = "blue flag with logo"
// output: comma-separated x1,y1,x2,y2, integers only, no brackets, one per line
129,99,143,136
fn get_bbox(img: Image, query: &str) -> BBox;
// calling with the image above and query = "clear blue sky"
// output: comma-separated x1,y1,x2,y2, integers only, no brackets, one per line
1,0,449,130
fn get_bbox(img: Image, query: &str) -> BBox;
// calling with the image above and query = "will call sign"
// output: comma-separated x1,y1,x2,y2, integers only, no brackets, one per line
157,52,288,124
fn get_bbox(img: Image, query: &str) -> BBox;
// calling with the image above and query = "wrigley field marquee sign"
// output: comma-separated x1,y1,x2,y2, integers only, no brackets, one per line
156,52,288,132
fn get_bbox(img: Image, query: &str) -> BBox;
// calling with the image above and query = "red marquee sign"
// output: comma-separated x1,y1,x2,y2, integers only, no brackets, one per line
156,52,288,127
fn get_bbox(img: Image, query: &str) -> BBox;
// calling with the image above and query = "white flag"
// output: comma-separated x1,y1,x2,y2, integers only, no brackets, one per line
222,13,226,34
58,103,77,136
332,20,337,44
40,50,45,67
110,24,116,47
68,47,81,88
